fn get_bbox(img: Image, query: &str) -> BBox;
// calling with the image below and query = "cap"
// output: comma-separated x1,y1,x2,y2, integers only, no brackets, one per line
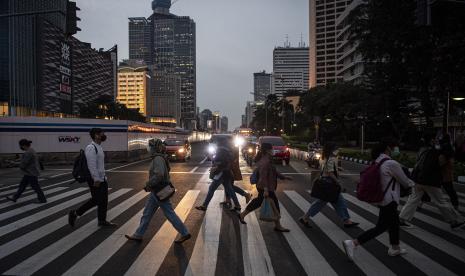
19,139,32,146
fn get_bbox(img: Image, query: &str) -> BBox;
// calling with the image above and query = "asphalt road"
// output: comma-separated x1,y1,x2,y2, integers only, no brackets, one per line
0,142,465,275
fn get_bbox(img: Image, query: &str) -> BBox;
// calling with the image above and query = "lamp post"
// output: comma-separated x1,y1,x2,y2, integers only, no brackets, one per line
448,94,465,133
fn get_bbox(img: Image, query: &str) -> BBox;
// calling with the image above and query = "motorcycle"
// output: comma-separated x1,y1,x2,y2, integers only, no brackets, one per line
305,147,322,168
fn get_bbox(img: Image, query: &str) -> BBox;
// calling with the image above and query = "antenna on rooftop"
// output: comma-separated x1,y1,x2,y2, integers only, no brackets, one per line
285,34,290,47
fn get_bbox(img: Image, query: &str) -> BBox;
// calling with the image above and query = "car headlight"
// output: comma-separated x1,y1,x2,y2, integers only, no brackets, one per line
235,136,245,147
208,145,216,154
178,148,185,153
248,148,253,153
315,153,321,159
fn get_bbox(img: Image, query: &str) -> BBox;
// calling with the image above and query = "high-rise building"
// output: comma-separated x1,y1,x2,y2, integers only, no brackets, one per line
199,109,213,130
212,111,221,133
272,45,309,94
253,71,272,101
309,0,351,88
129,0,196,129
245,101,263,128
117,60,150,116
147,70,181,125
220,116,228,132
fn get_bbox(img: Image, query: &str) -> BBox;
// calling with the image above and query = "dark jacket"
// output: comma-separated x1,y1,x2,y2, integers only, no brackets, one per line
256,154,285,192
213,146,233,177
19,148,40,177
412,147,442,187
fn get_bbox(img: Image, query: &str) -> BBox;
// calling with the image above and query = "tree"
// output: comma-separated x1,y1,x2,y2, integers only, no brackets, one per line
79,95,147,123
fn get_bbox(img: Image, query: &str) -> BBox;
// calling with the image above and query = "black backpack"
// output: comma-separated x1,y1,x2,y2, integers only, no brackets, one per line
411,148,441,187
72,145,97,183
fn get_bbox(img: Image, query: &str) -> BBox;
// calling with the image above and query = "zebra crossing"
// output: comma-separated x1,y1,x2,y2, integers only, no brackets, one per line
0,176,465,275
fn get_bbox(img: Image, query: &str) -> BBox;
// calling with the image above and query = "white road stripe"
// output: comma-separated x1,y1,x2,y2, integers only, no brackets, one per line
284,191,395,276
343,193,465,263
321,193,457,276
278,199,338,276
0,179,74,197
5,190,147,276
0,189,130,260
106,158,151,172
239,197,275,276
0,187,87,222
184,191,224,276
0,187,67,209
124,190,199,276
0,188,103,237
199,157,207,164
189,166,199,173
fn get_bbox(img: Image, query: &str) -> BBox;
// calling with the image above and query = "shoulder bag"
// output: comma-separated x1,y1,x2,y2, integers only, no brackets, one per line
310,158,341,203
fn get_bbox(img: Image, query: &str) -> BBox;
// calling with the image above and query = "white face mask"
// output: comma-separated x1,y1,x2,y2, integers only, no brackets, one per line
332,150,339,156
435,144,441,150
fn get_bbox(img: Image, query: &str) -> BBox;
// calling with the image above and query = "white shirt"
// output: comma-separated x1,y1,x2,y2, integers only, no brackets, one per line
319,156,338,176
85,141,106,182
376,154,415,206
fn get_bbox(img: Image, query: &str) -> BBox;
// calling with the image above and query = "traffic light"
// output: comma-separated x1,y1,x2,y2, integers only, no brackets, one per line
66,1,81,35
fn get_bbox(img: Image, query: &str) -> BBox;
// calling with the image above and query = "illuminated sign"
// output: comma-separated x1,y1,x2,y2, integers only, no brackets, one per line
59,41,72,95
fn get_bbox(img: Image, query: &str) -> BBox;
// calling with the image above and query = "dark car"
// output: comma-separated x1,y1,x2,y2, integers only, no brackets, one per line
164,139,191,162
258,136,290,165
206,134,233,160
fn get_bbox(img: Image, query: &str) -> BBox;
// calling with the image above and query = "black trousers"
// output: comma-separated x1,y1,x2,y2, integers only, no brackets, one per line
14,175,46,202
245,188,280,213
442,181,459,207
358,201,400,245
76,180,108,222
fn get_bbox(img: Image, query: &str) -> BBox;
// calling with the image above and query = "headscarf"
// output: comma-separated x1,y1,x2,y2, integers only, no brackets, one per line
148,138,164,156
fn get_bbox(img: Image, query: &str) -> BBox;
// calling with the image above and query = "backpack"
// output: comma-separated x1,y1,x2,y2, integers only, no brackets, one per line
72,145,97,183
356,158,390,203
411,148,441,186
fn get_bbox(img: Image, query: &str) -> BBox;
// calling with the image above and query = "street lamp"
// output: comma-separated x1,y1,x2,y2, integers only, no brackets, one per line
447,94,465,132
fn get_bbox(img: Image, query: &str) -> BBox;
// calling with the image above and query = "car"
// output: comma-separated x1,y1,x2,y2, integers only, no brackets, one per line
258,136,290,165
164,139,191,162
242,136,258,166
206,134,234,161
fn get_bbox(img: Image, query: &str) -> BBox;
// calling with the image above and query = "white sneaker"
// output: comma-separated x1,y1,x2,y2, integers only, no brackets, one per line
342,240,355,261
388,248,407,257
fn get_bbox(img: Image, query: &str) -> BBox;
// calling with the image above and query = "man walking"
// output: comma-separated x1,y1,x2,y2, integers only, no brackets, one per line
68,128,116,228
6,139,46,203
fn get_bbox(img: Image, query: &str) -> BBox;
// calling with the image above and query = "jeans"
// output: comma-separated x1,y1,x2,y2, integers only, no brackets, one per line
305,193,350,221
232,185,247,197
203,173,240,207
245,188,280,213
443,181,459,208
134,192,189,238
76,180,108,222
400,184,460,223
358,201,399,245
14,175,46,202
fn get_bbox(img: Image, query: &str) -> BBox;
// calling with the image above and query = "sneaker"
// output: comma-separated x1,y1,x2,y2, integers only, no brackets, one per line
399,220,413,229
98,221,117,227
68,210,77,227
450,221,465,230
343,222,360,228
245,193,252,204
174,234,191,244
5,196,17,203
388,248,407,256
342,240,355,261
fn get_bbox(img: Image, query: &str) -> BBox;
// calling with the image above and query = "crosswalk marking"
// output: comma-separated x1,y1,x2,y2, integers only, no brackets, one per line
321,194,457,276
124,190,200,276
344,193,465,263
184,191,224,276
278,200,338,276
240,198,275,276
0,179,74,197
5,190,147,276
0,189,130,260
62,208,144,276
284,191,396,276
0,186,67,209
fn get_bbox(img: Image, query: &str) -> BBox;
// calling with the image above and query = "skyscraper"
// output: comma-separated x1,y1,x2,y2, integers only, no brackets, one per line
309,0,351,88
253,71,272,101
272,44,309,94
117,60,150,116
129,0,196,129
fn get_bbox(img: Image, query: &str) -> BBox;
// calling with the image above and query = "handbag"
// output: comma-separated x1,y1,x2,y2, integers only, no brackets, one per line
310,158,341,203
152,180,176,201
259,198,280,222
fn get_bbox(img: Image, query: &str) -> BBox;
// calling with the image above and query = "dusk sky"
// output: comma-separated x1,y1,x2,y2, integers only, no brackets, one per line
75,0,309,129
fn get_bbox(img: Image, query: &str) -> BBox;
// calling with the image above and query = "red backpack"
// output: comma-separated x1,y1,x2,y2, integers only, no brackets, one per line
356,158,390,203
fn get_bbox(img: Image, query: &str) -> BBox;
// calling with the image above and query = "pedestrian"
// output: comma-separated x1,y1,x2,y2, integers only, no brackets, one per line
399,132,465,229
68,128,116,228
125,139,191,243
439,134,460,211
195,137,241,211
221,139,252,208
343,138,415,261
6,139,46,203
299,143,359,228
238,143,292,232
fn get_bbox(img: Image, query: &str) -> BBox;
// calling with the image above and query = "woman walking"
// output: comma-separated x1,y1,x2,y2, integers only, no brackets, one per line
238,143,292,232
125,139,191,243
299,143,358,228
343,138,415,261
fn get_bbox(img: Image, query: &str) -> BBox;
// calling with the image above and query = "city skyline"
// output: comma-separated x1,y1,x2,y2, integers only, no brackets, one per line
75,0,309,129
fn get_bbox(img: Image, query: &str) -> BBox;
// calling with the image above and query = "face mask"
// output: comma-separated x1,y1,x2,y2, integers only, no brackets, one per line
391,146,400,157
332,150,339,156
100,134,107,142
434,144,441,150
19,146,24,151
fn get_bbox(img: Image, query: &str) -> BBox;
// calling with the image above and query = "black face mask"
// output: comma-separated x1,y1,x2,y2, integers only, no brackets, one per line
100,134,107,142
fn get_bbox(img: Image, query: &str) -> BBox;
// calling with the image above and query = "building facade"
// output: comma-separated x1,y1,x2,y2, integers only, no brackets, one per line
220,116,228,132
199,109,213,131
273,45,309,94
253,71,272,101
117,60,150,116
245,101,263,128
128,0,196,129
309,0,351,88
147,70,181,125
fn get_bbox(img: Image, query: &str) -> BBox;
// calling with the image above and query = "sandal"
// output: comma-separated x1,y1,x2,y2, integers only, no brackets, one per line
125,234,142,241
195,206,207,211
